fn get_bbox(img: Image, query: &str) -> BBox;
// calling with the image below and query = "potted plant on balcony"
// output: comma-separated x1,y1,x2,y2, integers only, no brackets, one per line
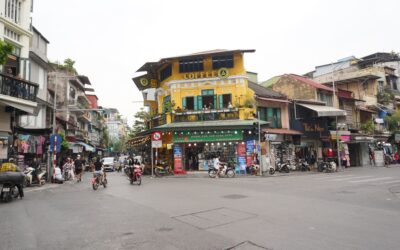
244,98,256,109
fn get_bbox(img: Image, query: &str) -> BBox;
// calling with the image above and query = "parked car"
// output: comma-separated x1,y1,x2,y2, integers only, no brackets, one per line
101,157,116,172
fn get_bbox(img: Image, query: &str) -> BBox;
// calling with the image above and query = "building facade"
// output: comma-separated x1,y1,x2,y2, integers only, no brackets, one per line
132,49,270,172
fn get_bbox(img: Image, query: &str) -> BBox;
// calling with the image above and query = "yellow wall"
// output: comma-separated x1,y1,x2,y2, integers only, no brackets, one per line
154,53,255,120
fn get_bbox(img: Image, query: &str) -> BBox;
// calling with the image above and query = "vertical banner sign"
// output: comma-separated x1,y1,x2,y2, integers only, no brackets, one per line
173,145,183,174
237,143,246,171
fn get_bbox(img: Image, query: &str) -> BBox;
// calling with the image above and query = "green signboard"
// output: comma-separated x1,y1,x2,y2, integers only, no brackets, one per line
173,130,243,143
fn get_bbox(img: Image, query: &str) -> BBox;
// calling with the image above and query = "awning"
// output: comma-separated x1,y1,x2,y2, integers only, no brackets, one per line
297,103,346,117
357,106,376,113
70,141,96,152
154,119,269,132
256,96,291,103
262,128,302,135
0,97,37,114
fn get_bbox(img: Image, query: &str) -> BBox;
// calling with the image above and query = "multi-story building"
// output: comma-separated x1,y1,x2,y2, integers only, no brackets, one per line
263,74,347,166
132,49,269,172
103,108,123,142
0,0,39,160
48,69,95,155
311,54,399,166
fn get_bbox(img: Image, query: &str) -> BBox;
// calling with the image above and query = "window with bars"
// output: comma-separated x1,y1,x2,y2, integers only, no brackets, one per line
258,107,282,128
212,55,234,69
160,64,172,82
179,58,204,73
5,0,21,24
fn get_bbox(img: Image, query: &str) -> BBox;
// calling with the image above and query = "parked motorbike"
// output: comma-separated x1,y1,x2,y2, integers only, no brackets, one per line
299,159,310,171
317,160,337,173
63,167,73,181
92,172,107,190
24,166,46,187
208,162,235,178
248,163,276,175
275,159,290,173
0,182,20,202
155,162,173,177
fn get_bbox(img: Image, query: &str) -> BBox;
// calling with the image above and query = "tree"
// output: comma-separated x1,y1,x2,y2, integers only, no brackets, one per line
360,120,375,135
0,40,13,65
129,108,150,137
385,110,400,132
63,58,77,74
101,127,110,148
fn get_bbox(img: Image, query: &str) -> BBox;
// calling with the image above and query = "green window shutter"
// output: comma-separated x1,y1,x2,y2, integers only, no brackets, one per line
276,109,281,128
194,96,198,110
197,96,202,110
213,95,217,109
219,95,223,109
182,97,186,109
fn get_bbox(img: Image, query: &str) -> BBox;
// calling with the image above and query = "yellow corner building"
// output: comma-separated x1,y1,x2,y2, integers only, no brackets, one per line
132,49,267,173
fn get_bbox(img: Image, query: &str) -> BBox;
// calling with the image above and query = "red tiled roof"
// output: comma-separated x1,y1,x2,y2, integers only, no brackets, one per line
288,74,333,92
262,128,303,135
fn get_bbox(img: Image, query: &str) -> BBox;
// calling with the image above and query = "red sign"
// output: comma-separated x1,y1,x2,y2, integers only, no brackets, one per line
152,132,162,141
174,158,183,174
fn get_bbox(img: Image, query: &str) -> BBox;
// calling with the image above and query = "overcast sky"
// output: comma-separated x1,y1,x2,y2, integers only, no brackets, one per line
33,0,400,125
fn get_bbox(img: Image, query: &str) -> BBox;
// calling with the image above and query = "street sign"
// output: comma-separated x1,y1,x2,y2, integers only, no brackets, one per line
50,134,62,153
152,132,162,148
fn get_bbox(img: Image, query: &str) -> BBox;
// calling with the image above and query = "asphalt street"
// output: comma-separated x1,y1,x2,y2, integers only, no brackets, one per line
1,166,400,250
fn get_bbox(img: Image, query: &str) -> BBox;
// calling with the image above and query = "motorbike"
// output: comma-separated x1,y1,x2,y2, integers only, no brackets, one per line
248,164,276,175
24,166,46,187
0,182,20,202
127,165,142,185
208,162,235,178
63,167,73,181
92,172,107,190
155,162,173,177
0,171,24,202
298,159,310,171
275,159,290,173
317,160,337,173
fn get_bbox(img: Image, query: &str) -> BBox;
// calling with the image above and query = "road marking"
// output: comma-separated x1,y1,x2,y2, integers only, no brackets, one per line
379,180,400,185
330,176,373,181
349,177,393,183
316,175,355,180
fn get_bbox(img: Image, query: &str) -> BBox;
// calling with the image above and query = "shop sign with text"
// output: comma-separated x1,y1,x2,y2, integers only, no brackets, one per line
173,130,242,143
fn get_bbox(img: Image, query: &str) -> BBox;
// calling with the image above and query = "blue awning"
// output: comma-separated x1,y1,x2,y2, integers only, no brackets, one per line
75,141,96,152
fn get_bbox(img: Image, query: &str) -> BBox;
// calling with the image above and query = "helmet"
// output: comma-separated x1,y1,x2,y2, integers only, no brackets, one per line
8,158,15,162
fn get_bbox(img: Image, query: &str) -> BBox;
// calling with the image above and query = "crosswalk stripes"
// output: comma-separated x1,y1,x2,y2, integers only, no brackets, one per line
306,173,400,185
349,177,393,183
329,176,373,181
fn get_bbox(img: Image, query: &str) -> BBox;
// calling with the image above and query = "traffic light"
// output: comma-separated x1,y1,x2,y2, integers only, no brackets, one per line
252,122,259,137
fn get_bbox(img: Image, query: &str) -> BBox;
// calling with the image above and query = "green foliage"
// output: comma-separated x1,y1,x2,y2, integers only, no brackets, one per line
385,110,400,132
59,133,70,152
377,90,394,105
100,127,110,148
52,58,78,74
360,120,375,135
244,97,255,108
0,40,13,66
129,108,150,138
164,100,175,113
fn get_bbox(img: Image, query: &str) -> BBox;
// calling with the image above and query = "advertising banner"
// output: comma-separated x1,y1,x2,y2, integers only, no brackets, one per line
173,130,242,143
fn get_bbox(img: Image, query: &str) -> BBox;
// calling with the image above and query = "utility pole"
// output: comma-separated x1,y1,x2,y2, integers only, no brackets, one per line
258,111,262,176
332,63,342,172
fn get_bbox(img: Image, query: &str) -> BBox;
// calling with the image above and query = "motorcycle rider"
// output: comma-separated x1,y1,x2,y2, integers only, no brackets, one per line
0,158,24,198
214,156,224,178
30,157,41,185
62,158,74,181
93,157,105,183
74,155,84,182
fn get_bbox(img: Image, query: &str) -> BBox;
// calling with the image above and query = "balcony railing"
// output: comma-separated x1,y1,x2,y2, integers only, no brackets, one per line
0,73,38,102
173,108,239,123
147,115,167,129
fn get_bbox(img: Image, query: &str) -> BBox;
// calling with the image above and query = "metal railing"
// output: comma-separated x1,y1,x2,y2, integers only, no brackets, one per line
0,73,38,102
173,109,240,122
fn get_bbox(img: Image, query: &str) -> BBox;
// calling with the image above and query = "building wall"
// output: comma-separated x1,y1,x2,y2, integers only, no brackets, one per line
155,52,255,119
271,75,316,100
257,99,290,129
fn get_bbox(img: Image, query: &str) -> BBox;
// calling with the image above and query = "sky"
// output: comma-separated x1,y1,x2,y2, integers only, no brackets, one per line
33,0,400,126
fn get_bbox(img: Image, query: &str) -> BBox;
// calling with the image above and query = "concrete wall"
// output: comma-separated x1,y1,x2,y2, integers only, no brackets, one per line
271,75,316,100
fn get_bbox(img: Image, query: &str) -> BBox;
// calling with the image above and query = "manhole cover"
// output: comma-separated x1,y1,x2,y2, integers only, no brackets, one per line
222,194,248,199
226,241,271,250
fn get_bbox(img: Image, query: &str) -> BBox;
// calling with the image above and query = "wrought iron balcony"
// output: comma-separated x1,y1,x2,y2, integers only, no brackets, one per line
172,108,239,123
0,73,38,102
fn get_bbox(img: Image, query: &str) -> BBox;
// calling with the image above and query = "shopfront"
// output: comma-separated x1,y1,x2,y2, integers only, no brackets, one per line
172,129,259,172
